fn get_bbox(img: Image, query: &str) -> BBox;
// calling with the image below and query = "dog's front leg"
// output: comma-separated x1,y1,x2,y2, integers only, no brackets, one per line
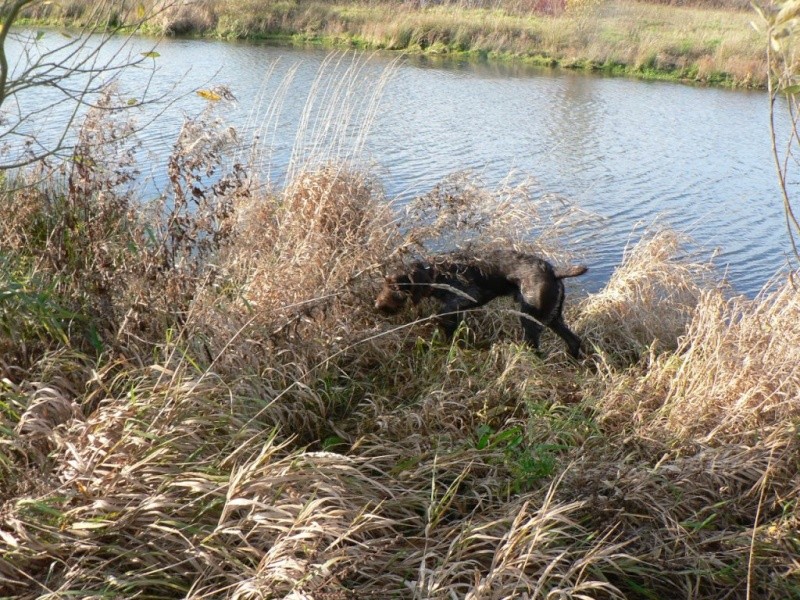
518,310,544,352
436,305,465,339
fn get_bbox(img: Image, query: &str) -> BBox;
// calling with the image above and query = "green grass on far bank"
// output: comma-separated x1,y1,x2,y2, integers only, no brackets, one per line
17,0,767,87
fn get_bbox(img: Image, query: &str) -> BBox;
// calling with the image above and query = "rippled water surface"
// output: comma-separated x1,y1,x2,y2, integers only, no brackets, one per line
8,33,795,295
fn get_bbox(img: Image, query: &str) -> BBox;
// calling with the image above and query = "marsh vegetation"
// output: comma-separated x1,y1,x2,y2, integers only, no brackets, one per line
2,0,799,596
1,68,799,596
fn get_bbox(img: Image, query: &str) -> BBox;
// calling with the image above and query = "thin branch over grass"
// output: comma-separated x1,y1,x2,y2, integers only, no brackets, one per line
0,0,173,169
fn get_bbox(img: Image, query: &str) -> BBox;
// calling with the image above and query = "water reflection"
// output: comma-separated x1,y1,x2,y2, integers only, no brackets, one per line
546,75,604,178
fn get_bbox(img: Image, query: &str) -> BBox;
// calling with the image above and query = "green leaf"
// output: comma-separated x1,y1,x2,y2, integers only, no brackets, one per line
141,51,160,59
493,427,523,449
87,325,103,353
476,424,493,449
35,30,45,41
322,435,346,451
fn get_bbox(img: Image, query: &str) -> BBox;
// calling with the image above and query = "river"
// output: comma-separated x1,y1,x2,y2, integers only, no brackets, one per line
4,31,795,296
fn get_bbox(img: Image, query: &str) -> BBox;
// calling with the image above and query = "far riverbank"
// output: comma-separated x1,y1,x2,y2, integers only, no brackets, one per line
17,0,766,87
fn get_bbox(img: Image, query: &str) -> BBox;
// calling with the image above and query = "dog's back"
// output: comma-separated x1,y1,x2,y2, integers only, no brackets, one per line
440,249,586,289
375,247,587,356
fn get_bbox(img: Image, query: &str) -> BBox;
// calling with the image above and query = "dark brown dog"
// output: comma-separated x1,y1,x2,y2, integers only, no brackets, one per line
375,248,587,357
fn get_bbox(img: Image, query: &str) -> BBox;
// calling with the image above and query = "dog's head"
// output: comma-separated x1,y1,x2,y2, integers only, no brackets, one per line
374,263,433,314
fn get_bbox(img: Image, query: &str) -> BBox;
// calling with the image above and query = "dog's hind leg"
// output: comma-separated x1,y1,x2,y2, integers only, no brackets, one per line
548,317,583,358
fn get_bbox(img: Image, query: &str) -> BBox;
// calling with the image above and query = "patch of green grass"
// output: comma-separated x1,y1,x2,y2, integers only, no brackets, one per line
476,423,568,493
0,258,76,356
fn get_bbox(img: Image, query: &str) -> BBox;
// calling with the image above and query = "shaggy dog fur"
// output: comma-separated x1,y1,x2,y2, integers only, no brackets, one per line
375,248,587,357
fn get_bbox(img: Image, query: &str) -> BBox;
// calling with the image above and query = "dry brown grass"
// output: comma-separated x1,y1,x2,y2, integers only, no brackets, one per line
157,0,218,35
2,67,800,598
212,164,396,362
577,228,718,362
657,278,800,442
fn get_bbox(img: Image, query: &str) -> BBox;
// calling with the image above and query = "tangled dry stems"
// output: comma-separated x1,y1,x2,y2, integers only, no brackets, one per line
576,228,716,362
2,103,800,599
660,279,800,442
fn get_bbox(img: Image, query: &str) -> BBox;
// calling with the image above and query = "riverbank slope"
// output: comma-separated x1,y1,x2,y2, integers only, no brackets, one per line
1,94,799,597
19,0,766,87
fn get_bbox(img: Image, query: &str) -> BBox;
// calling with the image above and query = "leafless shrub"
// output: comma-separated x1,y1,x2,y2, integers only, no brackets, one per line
108,95,251,346
397,171,593,265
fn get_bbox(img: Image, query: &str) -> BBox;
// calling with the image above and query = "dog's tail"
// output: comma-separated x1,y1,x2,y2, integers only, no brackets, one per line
554,265,588,279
